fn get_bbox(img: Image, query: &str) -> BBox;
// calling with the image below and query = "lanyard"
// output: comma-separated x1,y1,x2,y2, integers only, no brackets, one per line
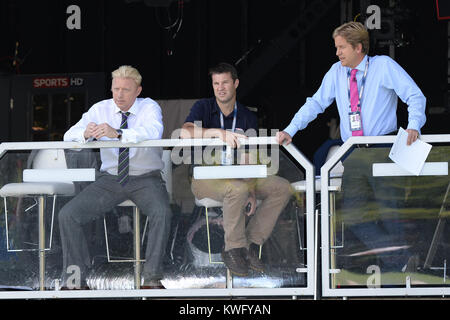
219,103,237,132
347,57,369,110
219,103,237,161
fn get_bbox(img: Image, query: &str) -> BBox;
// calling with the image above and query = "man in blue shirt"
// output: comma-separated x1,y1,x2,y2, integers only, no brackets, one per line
181,63,292,276
277,22,427,272
277,22,426,145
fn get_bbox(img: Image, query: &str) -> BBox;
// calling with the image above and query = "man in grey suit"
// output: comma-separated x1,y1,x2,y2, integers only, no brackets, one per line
59,65,172,289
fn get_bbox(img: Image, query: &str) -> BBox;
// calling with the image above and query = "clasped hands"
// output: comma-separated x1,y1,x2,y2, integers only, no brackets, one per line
213,128,248,149
84,122,119,140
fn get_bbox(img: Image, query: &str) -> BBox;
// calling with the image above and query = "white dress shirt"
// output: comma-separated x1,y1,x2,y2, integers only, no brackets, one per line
284,55,426,141
64,97,164,176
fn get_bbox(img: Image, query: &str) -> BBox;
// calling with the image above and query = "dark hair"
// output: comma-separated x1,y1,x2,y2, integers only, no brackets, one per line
208,62,238,81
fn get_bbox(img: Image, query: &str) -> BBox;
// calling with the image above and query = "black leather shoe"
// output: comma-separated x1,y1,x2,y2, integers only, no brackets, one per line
247,243,265,272
221,248,249,276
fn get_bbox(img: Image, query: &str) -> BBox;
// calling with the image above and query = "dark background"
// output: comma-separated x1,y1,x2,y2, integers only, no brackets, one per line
0,0,449,161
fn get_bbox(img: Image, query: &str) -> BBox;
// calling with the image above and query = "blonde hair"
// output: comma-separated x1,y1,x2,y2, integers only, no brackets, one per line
332,21,370,54
111,65,142,86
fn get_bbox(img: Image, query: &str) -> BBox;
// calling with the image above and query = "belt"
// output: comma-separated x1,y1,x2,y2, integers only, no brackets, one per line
355,130,398,149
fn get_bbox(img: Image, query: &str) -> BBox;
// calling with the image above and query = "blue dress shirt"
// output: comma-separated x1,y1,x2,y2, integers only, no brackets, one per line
284,55,426,141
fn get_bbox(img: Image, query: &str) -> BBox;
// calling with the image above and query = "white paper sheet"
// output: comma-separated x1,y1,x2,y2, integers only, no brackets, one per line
388,127,432,176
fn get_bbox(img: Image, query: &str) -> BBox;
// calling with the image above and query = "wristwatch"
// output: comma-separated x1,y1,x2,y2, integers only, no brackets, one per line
116,129,123,139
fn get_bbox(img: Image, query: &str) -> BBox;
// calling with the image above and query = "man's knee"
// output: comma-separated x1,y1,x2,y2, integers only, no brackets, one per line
270,177,293,199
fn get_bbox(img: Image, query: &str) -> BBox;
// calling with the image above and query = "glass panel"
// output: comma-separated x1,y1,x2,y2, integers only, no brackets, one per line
0,144,309,292
0,149,101,289
155,145,307,290
331,144,450,289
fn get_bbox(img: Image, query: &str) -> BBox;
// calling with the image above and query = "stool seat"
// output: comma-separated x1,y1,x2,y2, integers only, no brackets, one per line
118,199,136,207
0,182,75,197
195,197,223,208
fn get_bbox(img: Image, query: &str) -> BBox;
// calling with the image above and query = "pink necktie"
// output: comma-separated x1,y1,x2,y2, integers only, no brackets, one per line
350,69,363,136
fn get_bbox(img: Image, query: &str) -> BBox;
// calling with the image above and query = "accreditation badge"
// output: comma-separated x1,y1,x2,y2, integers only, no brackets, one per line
349,110,362,132
221,148,233,165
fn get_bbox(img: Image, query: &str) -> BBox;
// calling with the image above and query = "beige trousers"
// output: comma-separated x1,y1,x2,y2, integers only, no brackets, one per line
191,175,292,251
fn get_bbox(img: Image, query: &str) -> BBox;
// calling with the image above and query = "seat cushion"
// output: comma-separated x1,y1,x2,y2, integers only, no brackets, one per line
118,200,136,207
0,182,75,197
195,198,223,208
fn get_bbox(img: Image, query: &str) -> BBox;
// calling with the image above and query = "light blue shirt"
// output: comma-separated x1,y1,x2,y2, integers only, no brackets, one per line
284,55,426,141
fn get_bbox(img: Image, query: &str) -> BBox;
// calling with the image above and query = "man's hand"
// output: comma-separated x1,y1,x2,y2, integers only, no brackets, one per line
406,129,419,146
276,131,292,145
180,123,248,148
244,192,257,216
84,122,98,139
92,123,119,140
222,130,248,148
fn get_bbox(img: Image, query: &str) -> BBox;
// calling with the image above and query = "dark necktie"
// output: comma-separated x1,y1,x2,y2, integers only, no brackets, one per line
118,111,130,186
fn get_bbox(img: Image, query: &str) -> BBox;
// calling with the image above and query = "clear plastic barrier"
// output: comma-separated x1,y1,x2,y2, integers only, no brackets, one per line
321,135,450,297
0,138,315,298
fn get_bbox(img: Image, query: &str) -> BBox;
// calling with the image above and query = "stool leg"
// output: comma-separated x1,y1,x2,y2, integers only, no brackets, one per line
226,269,233,289
133,207,141,289
329,192,336,289
38,196,45,291
205,206,213,264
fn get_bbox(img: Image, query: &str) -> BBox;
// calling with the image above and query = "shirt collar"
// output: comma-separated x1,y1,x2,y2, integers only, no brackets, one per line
114,98,139,115
212,99,238,118
353,54,369,72
211,99,221,115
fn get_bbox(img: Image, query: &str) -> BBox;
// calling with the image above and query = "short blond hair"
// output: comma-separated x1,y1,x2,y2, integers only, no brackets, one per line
332,21,370,54
111,65,142,86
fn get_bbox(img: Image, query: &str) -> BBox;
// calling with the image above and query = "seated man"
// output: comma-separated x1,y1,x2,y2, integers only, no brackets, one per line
180,62,292,276
59,65,172,288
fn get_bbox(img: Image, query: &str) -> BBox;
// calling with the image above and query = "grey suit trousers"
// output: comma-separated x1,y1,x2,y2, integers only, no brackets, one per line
58,170,172,281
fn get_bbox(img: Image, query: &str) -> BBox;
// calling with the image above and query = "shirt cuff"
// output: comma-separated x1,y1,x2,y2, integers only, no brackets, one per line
406,120,421,134
64,131,89,143
283,124,299,139
120,129,138,143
